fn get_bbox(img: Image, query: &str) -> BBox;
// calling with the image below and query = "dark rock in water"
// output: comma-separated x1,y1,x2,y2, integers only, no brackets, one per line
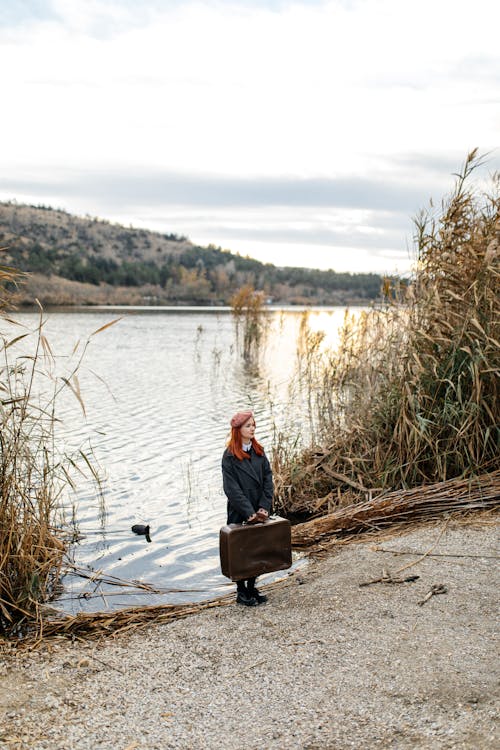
132,524,152,543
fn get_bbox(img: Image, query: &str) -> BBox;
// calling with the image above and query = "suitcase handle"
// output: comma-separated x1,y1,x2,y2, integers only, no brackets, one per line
242,514,284,526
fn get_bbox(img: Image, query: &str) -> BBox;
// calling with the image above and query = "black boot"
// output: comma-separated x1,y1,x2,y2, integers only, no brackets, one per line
236,580,258,607
246,577,268,605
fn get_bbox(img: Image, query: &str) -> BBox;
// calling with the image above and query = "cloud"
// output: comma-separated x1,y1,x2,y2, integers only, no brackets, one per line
2,0,499,178
1,153,494,275
0,169,429,213
0,0,58,26
175,220,408,251
1,0,499,274
0,167,419,274
0,0,329,39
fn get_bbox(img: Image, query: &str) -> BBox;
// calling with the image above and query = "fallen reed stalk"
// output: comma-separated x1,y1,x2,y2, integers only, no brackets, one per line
36,594,236,641
13,573,297,646
291,471,500,548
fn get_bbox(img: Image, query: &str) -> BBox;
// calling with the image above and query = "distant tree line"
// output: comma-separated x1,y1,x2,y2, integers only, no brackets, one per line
4,242,385,302
0,202,394,303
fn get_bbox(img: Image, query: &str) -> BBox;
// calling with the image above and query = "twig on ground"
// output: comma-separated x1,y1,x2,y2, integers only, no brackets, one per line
89,651,126,674
373,547,499,560
393,518,451,575
417,584,448,606
359,520,453,586
227,659,267,679
359,574,420,587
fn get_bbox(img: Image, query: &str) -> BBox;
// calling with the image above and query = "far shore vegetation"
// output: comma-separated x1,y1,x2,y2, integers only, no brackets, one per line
1,149,498,641
1,200,386,307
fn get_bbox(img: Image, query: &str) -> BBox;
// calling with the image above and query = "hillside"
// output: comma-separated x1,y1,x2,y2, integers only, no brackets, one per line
0,201,386,306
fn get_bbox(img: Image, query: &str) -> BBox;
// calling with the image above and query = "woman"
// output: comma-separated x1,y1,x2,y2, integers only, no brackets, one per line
222,410,273,606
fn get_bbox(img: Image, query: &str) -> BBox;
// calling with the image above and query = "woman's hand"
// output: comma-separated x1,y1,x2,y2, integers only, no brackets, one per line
247,509,268,523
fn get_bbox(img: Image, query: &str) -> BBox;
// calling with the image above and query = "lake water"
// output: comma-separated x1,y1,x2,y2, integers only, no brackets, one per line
5,306,356,614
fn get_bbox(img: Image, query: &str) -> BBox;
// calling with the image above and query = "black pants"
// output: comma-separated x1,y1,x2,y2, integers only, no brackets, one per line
237,577,257,592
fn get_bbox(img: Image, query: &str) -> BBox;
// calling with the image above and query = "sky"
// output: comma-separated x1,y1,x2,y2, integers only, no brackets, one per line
1,0,499,275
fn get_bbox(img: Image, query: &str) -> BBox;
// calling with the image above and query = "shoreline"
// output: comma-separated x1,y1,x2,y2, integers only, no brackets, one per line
1,517,498,749
9,302,370,314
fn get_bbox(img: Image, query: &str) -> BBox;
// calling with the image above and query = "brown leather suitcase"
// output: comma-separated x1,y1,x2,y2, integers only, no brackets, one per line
219,516,292,581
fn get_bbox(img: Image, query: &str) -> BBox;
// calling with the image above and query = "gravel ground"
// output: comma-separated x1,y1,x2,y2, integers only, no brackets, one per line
0,520,498,750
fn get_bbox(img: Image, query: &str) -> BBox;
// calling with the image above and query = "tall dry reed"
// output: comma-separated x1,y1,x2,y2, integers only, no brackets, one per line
275,151,499,516
0,268,114,636
230,284,268,364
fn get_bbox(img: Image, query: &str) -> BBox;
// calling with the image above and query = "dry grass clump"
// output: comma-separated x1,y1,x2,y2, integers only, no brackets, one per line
275,151,499,516
0,299,67,635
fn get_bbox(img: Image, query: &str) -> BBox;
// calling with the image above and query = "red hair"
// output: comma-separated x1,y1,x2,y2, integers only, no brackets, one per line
227,426,265,461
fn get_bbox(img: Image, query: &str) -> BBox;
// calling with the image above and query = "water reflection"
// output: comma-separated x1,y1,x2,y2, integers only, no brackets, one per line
5,306,358,613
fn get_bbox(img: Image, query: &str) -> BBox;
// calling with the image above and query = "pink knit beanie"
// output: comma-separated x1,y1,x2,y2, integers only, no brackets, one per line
230,410,254,428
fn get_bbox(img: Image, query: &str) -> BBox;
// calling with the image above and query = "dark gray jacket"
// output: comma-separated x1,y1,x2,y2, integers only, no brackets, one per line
222,447,273,524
